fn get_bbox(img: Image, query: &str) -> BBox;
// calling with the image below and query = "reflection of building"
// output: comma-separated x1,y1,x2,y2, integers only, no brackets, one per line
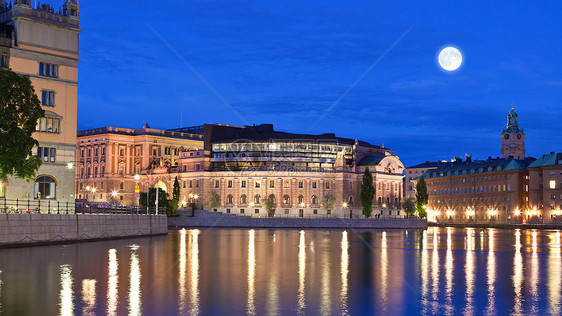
528,152,562,220
143,123,405,218
75,125,203,205
0,1,80,203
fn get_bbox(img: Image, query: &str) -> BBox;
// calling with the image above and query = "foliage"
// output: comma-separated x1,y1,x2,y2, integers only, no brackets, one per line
322,194,336,211
360,167,375,218
263,195,277,217
167,176,181,216
415,176,429,218
0,68,45,181
401,196,416,217
139,188,168,212
208,190,220,209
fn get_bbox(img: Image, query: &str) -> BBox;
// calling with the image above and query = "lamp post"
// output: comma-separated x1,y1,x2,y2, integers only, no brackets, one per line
134,174,140,212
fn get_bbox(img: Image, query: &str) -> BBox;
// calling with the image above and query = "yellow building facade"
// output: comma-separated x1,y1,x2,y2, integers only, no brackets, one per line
0,0,80,205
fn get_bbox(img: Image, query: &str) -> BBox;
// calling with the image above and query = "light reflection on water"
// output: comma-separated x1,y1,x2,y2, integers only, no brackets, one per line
81,279,96,316
0,227,561,314
107,248,118,316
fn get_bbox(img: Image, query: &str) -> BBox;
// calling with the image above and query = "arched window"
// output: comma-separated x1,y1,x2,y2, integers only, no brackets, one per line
34,175,56,199
395,197,398,205
254,194,261,204
227,194,233,205
311,195,318,205
240,194,247,204
386,197,390,204
283,194,290,205
297,195,304,205
348,196,354,206
378,196,382,206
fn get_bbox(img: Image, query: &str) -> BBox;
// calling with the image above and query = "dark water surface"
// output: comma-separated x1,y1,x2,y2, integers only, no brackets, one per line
0,227,561,315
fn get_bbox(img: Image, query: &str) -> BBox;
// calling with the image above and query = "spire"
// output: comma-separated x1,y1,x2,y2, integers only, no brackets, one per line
507,105,518,129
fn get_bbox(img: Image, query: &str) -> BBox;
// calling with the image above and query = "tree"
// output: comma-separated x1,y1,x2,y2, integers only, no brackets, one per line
322,194,336,214
167,176,180,216
263,195,277,217
360,167,375,218
415,176,429,218
401,196,416,217
208,190,220,209
0,68,44,181
140,188,168,212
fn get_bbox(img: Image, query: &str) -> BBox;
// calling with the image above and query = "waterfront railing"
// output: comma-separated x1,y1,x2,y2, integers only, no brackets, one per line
0,199,166,216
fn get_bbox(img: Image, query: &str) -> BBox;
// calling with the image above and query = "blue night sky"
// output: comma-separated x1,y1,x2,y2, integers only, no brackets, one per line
76,0,562,167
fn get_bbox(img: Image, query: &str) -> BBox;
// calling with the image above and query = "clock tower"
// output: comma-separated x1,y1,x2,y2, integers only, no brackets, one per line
501,107,525,159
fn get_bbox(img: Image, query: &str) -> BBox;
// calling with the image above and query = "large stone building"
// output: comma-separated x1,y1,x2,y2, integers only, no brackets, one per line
528,152,562,220
142,123,405,218
423,157,533,222
75,125,203,205
0,0,80,204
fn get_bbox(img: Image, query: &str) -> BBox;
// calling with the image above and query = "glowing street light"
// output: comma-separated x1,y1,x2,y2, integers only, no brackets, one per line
111,190,118,197
67,162,73,169
342,202,348,208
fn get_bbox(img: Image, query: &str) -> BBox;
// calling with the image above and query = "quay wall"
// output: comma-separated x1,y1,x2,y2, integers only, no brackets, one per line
0,214,168,247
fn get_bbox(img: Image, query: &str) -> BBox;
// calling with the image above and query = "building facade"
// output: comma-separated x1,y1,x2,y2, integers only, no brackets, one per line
0,0,80,204
143,124,405,218
528,152,562,220
75,125,203,205
423,157,532,222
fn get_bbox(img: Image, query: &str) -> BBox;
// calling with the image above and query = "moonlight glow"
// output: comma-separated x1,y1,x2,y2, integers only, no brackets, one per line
438,47,462,71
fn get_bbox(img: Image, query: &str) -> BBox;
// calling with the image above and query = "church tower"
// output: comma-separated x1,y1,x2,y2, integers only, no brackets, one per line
501,107,525,159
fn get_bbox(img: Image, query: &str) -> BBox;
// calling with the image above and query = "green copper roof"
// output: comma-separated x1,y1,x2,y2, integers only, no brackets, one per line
529,152,562,167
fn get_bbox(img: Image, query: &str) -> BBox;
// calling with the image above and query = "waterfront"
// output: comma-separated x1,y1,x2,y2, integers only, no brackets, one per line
0,227,561,315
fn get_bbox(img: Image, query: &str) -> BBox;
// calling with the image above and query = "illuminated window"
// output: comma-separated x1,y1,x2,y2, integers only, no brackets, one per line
241,180,246,188
37,147,55,163
550,180,556,189
34,175,56,199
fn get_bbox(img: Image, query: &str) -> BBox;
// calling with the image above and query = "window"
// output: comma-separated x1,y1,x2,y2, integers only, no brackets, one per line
241,180,246,188
297,195,304,205
240,209,245,214
311,195,318,205
255,209,259,214
313,209,318,215
36,116,61,133
254,194,261,204
196,180,199,188
325,181,330,189
189,180,192,188
298,181,303,188
195,164,200,171
550,180,556,189
119,182,124,190
227,180,233,188
240,194,247,204
34,175,56,199
269,180,275,188
255,182,260,188
39,62,58,78
312,181,317,189
120,148,125,156
37,147,55,163
0,55,7,68
226,194,233,205
284,181,289,188
283,195,290,205
215,180,220,188
41,90,55,106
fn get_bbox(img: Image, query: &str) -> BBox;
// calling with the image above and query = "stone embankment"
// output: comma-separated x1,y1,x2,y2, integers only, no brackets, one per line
169,209,428,230
0,213,167,248
430,221,562,230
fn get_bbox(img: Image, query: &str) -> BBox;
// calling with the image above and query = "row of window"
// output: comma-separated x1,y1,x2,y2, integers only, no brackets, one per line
431,195,511,204
81,147,106,158
430,184,511,195
223,194,328,206
78,181,123,191
429,174,509,186
37,147,55,163
36,117,61,133
39,62,58,78
215,179,338,190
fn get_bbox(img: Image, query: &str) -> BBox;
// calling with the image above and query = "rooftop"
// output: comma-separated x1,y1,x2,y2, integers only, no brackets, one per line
529,152,562,168
421,157,535,179
77,126,204,141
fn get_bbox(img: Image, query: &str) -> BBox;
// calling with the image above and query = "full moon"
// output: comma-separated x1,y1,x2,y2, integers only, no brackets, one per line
438,47,462,71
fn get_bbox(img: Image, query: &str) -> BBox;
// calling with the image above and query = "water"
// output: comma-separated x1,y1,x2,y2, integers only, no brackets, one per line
0,227,561,315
